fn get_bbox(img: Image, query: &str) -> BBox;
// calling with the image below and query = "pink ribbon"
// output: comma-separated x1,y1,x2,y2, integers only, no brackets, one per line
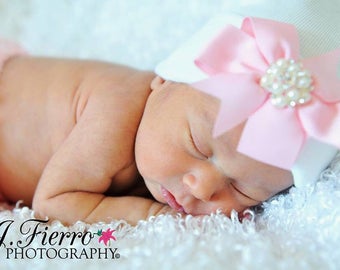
192,17,340,170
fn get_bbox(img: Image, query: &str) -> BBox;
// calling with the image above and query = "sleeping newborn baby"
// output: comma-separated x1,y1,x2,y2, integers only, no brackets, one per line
0,4,339,225
0,41,293,225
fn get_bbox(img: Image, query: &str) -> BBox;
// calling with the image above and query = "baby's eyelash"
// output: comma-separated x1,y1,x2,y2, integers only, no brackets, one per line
230,182,260,203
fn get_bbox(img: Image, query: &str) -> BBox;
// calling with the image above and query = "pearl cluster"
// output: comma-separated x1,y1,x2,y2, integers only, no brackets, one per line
260,58,314,108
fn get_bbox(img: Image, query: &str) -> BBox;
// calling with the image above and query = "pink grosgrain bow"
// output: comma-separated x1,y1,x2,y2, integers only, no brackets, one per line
192,17,340,170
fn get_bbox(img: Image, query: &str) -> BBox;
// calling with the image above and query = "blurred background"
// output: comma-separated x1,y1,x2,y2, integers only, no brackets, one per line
0,0,257,70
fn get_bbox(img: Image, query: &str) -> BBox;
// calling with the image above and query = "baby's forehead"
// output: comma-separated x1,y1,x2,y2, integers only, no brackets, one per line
167,80,219,133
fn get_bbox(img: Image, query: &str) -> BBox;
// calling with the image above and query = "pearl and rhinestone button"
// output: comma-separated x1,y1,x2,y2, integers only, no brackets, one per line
260,59,314,108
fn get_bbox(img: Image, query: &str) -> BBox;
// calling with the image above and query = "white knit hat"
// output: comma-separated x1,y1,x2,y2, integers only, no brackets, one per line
155,1,340,187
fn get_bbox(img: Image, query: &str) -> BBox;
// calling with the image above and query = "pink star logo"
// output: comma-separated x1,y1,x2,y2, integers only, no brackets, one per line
96,228,116,246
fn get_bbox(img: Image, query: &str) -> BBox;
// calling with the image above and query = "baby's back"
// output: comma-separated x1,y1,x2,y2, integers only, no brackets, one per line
0,57,87,204
0,56,152,206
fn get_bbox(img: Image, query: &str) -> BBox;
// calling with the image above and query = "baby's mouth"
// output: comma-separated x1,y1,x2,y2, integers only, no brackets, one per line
161,186,185,213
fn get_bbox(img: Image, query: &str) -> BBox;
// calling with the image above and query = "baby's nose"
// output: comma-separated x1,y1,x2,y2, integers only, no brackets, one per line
183,172,223,202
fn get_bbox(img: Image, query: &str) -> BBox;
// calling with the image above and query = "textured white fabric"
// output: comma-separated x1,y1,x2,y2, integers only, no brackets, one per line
155,0,340,187
231,0,340,57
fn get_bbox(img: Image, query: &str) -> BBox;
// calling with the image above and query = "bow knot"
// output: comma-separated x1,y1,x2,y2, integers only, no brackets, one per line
260,58,314,108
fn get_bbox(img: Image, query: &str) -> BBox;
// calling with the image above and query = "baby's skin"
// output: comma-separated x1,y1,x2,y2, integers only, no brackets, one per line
0,56,293,225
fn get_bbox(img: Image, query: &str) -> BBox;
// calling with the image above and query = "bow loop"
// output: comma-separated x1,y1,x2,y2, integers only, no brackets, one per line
241,17,300,64
194,24,267,75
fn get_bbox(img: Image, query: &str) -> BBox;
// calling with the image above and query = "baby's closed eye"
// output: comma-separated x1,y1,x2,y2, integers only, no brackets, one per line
229,182,261,206
187,129,209,160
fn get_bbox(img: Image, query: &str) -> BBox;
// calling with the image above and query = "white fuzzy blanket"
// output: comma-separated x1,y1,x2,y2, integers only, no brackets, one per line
0,1,339,269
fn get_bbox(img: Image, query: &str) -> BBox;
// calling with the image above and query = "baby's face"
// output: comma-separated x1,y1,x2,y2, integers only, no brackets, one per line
135,77,293,215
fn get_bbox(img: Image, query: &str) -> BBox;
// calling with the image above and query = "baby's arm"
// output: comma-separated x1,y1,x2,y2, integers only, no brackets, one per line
2,56,172,225
33,59,174,225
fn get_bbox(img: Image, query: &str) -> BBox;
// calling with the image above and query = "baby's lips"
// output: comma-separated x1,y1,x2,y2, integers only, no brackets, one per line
161,186,185,213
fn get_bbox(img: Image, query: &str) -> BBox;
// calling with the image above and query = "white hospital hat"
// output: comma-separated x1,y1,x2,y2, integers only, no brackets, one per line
155,1,340,187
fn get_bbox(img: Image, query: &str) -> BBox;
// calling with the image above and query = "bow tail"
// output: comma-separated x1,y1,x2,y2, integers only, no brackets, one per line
241,17,300,63
299,100,340,148
238,102,305,170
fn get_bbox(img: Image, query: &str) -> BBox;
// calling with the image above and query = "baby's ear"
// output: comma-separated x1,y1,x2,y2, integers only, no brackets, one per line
151,76,166,91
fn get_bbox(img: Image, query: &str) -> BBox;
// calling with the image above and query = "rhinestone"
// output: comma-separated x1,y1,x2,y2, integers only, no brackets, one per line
298,92,312,104
287,63,301,73
271,95,288,108
271,82,283,94
289,100,297,107
287,89,299,101
260,75,271,86
297,76,312,88
276,58,288,67
260,58,314,109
